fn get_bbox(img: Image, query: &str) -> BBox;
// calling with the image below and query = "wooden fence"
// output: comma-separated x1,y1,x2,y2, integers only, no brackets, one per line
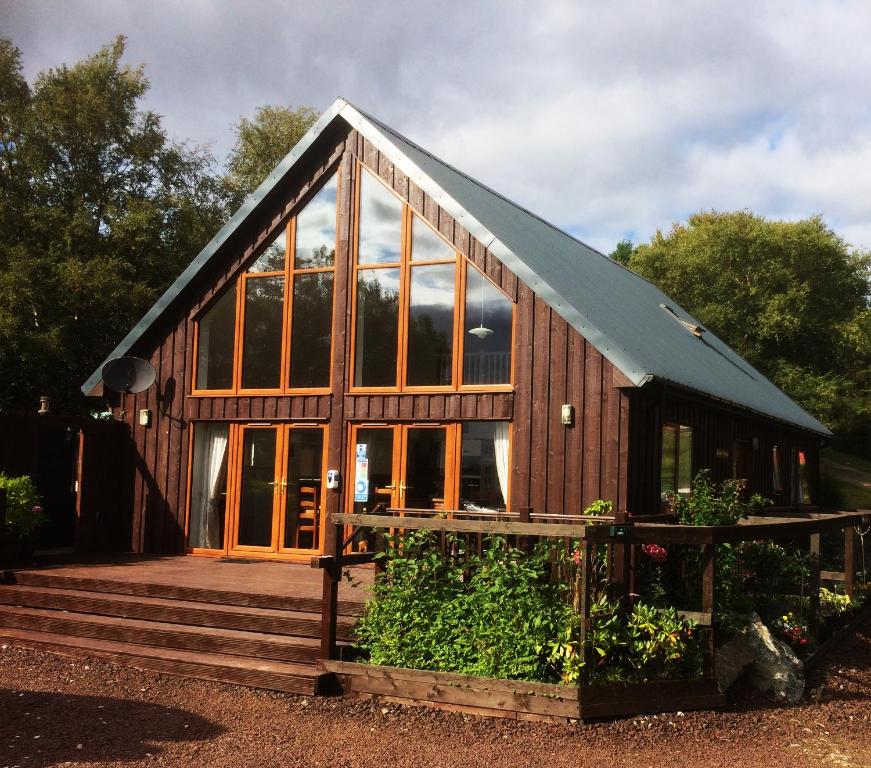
313,506,869,721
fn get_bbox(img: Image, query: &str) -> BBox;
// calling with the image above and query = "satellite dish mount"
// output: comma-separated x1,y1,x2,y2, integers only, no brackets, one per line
101,356,157,394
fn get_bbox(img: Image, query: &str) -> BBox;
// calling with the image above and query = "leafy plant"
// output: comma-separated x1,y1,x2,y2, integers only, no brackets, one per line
667,470,767,526
819,587,852,616
0,473,42,541
356,530,701,686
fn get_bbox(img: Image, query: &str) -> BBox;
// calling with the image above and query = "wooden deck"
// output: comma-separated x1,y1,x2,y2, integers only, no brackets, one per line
0,554,369,694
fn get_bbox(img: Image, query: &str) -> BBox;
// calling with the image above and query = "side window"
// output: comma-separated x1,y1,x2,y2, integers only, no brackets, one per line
660,423,693,498
194,284,237,392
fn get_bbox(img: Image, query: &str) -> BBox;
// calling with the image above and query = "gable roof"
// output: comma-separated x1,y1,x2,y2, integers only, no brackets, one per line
82,98,830,437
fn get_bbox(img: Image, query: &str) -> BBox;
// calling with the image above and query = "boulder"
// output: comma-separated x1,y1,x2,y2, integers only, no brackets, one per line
715,634,755,691
716,613,805,703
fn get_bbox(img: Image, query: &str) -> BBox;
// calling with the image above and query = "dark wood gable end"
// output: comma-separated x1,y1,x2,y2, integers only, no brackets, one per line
99,119,631,555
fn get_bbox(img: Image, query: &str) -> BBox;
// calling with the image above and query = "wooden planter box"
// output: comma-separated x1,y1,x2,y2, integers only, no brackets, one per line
321,660,726,722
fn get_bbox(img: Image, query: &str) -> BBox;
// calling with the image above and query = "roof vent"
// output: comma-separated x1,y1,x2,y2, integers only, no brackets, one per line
660,304,706,338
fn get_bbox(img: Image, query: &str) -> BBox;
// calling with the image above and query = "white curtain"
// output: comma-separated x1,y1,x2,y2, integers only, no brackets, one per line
493,421,510,507
192,423,228,549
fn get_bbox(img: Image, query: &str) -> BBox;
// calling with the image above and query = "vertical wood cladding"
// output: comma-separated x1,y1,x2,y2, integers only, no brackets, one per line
626,384,823,517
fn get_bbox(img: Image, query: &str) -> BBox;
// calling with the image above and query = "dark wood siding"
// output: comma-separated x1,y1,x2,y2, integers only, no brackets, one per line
627,384,823,516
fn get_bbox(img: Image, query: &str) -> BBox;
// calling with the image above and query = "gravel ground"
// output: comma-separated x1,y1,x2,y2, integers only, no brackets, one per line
1,618,869,768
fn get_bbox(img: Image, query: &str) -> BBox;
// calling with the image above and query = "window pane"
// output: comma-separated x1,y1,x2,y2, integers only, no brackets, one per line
463,266,512,385
677,425,693,494
283,429,324,550
772,445,783,493
237,428,277,547
405,428,447,510
295,174,337,269
241,276,284,389
660,424,677,497
354,268,400,387
358,171,402,264
196,283,236,390
407,263,455,386
290,272,333,388
460,421,509,512
248,228,286,273
797,450,811,504
411,215,454,262
188,422,229,549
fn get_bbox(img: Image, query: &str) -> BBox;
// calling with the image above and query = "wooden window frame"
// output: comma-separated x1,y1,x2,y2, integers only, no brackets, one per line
349,163,515,395
660,421,694,499
345,420,513,514
190,170,340,397
185,420,330,560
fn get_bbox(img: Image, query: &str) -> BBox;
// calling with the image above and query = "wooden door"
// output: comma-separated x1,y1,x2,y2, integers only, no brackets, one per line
346,424,456,516
228,423,328,557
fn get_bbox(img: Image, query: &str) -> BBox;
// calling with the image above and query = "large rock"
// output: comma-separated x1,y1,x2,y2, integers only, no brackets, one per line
715,634,755,691
716,613,805,703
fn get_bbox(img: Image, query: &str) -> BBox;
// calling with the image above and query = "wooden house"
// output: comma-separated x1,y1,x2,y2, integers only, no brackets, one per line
81,98,830,563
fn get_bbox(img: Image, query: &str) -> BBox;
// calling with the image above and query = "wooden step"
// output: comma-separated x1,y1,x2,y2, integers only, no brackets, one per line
12,570,363,617
0,626,326,694
0,586,355,640
0,605,320,664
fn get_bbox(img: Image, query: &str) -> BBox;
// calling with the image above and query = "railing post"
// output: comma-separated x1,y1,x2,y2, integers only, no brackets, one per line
701,540,716,679
518,506,531,551
319,520,342,661
844,526,855,599
578,536,594,720
0,487,6,576
809,532,821,634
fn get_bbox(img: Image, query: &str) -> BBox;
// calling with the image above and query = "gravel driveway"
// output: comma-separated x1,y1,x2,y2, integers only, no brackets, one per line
1,617,869,768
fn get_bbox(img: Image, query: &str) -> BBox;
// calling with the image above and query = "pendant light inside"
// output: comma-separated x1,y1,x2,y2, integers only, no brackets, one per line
468,272,494,339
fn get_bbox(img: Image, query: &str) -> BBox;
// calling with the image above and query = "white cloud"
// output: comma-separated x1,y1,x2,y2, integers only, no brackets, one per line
3,0,871,254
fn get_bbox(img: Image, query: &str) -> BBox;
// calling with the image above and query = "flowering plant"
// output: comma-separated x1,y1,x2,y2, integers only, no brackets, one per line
771,612,810,649
642,543,668,564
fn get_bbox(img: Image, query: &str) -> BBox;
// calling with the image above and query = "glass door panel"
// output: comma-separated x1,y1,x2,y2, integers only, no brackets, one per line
402,427,448,510
351,428,398,513
282,428,325,551
235,427,280,548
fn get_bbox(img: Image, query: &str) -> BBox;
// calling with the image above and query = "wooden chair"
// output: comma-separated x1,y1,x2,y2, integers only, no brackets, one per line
295,484,319,549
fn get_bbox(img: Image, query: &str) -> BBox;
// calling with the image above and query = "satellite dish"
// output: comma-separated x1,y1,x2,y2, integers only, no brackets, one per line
102,356,157,394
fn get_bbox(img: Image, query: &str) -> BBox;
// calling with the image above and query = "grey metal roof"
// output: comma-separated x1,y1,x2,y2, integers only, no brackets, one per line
83,98,830,437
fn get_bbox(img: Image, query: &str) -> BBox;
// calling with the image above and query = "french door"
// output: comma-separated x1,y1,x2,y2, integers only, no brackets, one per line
347,424,457,515
229,423,328,556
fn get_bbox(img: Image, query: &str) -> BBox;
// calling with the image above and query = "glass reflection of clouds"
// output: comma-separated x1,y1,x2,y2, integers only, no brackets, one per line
358,171,402,264
411,216,454,262
295,174,337,269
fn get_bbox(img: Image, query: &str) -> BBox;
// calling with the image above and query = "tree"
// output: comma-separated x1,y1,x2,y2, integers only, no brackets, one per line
224,105,318,207
0,37,229,414
628,211,871,451
609,238,634,266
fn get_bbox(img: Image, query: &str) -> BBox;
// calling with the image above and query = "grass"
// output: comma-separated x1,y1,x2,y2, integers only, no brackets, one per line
820,447,871,511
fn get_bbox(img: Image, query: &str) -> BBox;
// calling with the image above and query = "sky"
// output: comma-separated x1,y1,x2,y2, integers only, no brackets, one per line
3,0,871,255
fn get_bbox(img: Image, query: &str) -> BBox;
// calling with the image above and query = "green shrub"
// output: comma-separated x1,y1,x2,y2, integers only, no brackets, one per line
0,473,42,542
667,470,768,526
355,530,701,685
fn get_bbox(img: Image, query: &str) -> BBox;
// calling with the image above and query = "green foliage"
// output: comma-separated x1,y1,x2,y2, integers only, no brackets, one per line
0,473,42,541
583,499,613,517
355,530,571,681
0,37,230,413
224,105,319,207
577,597,702,684
356,530,701,686
628,211,871,452
667,470,767,526
609,238,635,267
819,587,852,616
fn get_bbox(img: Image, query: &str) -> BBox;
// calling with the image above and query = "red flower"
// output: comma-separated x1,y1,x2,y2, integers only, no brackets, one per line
572,549,581,566
32,505,42,515
643,544,668,564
